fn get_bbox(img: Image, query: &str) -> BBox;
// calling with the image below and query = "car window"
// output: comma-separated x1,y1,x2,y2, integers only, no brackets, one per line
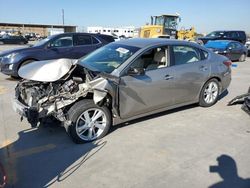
78,43,140,73
173,46,201,65
50,36,73,48
130,46,169,71
92,36,100,44
235,42,242,49
201,50,209,59
228,43,237,49
230,32,239,38
74,35,92,46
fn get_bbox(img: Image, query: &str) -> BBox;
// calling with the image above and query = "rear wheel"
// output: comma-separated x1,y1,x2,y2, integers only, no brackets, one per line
239,53,246,62
199,79,220,107
67,100,111,144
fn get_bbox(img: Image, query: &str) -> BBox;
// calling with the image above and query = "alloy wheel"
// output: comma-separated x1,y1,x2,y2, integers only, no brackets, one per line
75,108,107,141
203,82,219,104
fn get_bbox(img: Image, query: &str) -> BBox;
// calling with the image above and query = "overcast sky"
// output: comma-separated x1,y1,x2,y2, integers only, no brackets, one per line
0,0,249,34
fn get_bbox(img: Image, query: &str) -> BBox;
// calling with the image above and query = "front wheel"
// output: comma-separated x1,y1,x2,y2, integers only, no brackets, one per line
239,53,246,62
67,100,111,144
199,79,220,107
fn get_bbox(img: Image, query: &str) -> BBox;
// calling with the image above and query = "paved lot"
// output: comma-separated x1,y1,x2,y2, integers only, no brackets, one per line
0,44,250,188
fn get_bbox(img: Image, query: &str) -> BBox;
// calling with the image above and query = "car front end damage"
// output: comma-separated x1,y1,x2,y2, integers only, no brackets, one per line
13,59,119,129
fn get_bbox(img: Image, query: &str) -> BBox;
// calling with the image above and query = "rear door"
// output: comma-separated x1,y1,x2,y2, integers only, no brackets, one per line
170,45,210,104
228,42,240,61
72,34,102,59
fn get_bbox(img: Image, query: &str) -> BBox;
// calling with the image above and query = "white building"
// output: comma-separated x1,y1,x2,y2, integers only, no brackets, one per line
87,26,137,38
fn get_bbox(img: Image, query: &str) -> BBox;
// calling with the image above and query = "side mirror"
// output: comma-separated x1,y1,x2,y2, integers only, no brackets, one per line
228,47,232,51
127,67,145,76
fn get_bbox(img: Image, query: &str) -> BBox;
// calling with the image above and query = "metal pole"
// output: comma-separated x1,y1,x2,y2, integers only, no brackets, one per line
62,9,65,25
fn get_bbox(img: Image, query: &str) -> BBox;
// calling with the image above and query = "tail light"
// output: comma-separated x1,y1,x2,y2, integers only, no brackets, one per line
223,61,232,67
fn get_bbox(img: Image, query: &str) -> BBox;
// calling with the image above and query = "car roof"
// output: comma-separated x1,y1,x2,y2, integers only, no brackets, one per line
114,38,199,48
212,30,245,33
48,32,105,39
207,40,232,44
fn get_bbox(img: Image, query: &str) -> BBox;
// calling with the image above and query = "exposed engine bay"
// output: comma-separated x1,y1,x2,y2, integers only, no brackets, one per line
14,59,119,127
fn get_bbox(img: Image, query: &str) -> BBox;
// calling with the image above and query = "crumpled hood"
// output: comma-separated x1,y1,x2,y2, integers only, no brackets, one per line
18,58,77,82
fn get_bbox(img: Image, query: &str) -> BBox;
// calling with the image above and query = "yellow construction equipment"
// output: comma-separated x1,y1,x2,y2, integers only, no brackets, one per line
140,14,195,41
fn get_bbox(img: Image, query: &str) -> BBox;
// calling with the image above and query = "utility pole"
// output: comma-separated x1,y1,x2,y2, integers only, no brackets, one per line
62,9,65,25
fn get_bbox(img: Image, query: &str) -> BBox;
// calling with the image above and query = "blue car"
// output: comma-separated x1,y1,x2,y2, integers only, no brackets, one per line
0,32,114,77
204,40,248,62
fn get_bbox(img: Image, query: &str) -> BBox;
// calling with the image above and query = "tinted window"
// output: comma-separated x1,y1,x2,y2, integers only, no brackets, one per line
228,43,237,49
230,32,239,38
206,31,224,37
173,46,201,65
97,35,115,43
235,42,242,49
92,36,100,44
202,50,209,59
239,31,246,37
74,35,92,46
50,36,73,47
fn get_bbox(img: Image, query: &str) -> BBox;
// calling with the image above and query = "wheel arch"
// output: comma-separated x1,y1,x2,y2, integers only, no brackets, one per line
18,58,39,70
199,76,222,97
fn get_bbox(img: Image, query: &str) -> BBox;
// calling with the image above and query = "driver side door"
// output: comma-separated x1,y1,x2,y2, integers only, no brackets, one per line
119,46,175,119
44,34,74,60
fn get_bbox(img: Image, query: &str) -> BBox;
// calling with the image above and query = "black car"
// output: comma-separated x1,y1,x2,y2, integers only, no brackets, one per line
197,30,247,45
0,32,115,77
0,35,28,45
205,40,248,61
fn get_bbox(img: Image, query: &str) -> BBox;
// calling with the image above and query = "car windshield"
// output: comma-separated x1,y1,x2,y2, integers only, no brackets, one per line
205,41,229,49
206,31,224,37
33,36,53,47
78,43,140,73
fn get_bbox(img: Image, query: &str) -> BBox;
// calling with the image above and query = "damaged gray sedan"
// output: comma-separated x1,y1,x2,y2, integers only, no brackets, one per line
13,39,232,143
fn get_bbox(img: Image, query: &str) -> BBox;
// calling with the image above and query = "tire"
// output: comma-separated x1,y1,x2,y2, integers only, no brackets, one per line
199,79,220,107
197,40,204,45
67,99,111,144
20,59,35,67
239,53,246,62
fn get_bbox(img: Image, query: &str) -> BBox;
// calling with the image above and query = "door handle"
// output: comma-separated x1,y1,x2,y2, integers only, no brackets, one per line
164,75,174,80
199,66,208,71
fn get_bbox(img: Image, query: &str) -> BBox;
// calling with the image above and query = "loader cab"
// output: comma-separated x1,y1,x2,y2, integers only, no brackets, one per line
140,14,180,39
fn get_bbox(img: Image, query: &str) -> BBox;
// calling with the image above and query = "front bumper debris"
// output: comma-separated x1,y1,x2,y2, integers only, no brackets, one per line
12,98,39,127
228,87,250,115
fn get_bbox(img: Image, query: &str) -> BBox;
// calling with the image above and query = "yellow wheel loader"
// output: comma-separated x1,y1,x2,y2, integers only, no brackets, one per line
140,14,195,41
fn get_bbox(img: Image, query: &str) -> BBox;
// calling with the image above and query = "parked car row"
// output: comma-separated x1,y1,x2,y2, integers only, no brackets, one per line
204,40,248,62
0,34,28,45
197,30,247,45
0,32,115,77
196,30,248,61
